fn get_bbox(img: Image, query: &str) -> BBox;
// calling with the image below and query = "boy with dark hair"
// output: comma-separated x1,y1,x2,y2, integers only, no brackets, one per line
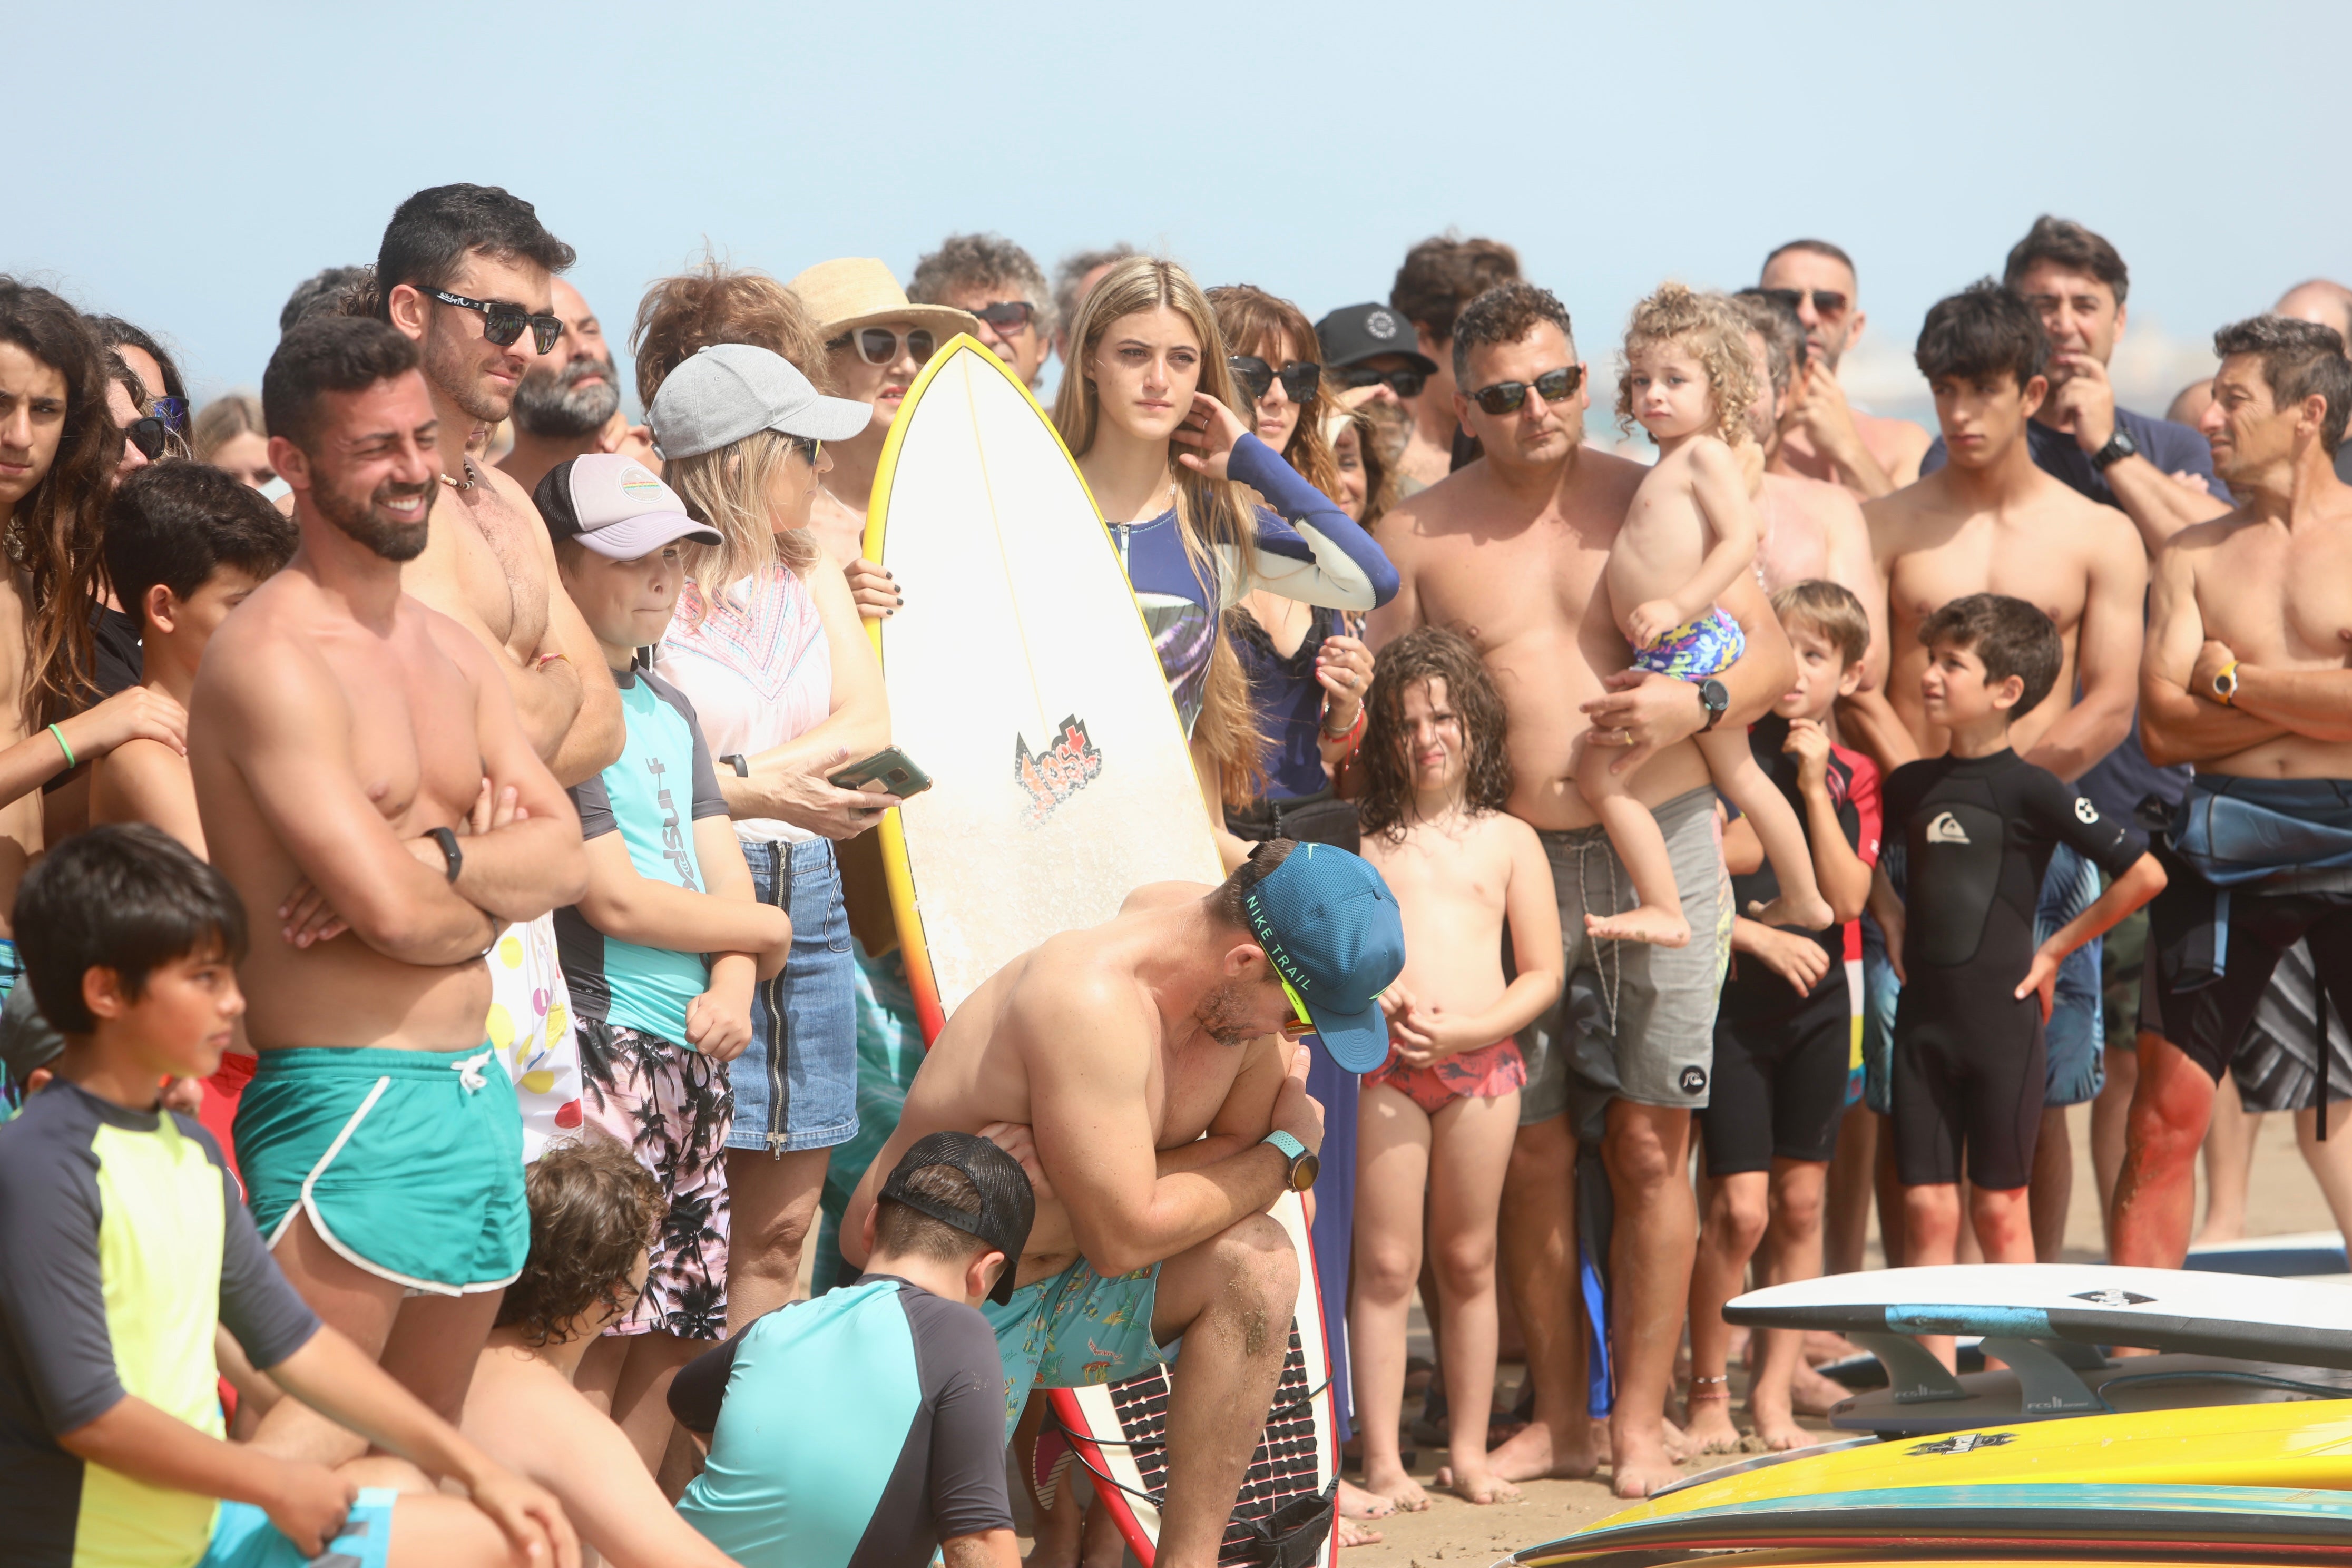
1874,595,2162,1354
0,825,574,1568
673,1132,1031,1568
1868,286,2151,1261
538,453,792,1468
94,462,298,852
1389,234,1522,485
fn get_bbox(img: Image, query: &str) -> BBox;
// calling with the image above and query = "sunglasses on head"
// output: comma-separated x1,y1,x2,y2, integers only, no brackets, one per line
1228,356,1321,406
1759,287,1850,318
971,301,1036,334
424,288,563,355
1468,365,1581,416
1338,365,1427,399
834,326,938,367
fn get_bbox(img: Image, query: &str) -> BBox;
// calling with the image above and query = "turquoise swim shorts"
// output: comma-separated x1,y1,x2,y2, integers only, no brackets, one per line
981,1256,1166,1435
1631,605,1745,682
236,1045,527,1293
201,1486,397,1568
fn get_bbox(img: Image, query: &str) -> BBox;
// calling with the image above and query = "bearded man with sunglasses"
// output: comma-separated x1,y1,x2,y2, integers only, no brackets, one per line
1757,239,1932,501
1369,282,1795,1499
497,277,657,495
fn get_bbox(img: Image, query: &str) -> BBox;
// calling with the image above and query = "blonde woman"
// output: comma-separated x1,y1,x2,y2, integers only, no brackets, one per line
1053,258,1396,864
191,390,276,491
645,346,891,1334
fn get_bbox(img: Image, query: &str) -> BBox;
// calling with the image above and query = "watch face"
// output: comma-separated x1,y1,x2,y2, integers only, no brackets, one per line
1293,1152,1320,1192
1701,679,1729,712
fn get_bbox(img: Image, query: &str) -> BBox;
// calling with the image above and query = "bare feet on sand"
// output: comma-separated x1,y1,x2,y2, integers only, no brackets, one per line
1609,1421,1685,1500
1446,1465,1523,1505
1468,1415,1603,1484
1747,1403,1814,1451
1358,1464,1430,1513
1748,893,1835,931
1791,1359,1851,1416
1338,1479,1395,1521
1336,1517,1383,1549
1586,906,1691,947
1680,1391,1742,1455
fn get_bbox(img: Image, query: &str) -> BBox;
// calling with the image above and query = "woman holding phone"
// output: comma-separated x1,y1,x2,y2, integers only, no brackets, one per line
645,343,894,1331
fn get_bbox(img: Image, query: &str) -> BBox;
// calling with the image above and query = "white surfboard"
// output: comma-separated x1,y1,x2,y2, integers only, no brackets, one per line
863,335,1224,1039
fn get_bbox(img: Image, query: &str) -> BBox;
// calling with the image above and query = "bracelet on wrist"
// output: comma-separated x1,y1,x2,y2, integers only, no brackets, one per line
46,723,74,770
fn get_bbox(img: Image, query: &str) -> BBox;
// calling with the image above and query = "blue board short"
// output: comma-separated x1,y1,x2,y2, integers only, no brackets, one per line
201,1487,397,1568
982,1257,1165,1435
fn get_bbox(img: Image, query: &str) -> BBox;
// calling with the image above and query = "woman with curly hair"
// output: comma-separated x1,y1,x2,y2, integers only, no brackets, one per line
1579,281,1831,948
1350,626,1562,1511
441,1137,743,1566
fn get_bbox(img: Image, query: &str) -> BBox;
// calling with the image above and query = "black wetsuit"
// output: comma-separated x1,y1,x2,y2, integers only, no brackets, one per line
1884,749,2145,1189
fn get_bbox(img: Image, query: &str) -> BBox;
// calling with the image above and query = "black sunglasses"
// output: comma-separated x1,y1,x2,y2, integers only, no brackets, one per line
832,326,938,367
971,301,1036,334
125,416,172,460
425,288,563,355
1228,356,1321,406
1337,365,1427,399
1468,365,1582,416
1759,287,1850,318
150,396,190,435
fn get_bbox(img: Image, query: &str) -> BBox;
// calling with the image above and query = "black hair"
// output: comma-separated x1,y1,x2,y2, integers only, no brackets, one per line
2213,314,2352,456
279,265,373,334
89,317,188,405
874,1161,992,1266
1449,281,1576,384
367,183,575,321
1391,234,1522,341
105,462,297,622
1915,279,2049,390
15,825,249,1034
1917,592,2062,721
1761,238,1856,280
1208,837,1298,930
2003,215,2130,305
262,316,420,458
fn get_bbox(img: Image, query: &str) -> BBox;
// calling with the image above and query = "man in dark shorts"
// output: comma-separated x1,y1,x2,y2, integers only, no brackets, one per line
2119,313,2352,1269
674,1133,1032,1568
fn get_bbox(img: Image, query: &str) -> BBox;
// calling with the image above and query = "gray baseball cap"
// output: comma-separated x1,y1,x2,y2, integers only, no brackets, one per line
649,343,870,460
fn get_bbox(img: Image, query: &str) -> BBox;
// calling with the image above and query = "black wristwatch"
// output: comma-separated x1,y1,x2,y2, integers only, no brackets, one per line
2090,425,2139,473
427,826,463,884
720,753,751,778
1698,678,1730,732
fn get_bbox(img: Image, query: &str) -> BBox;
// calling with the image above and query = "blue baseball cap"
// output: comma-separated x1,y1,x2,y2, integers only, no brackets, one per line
1241,844,1407,1073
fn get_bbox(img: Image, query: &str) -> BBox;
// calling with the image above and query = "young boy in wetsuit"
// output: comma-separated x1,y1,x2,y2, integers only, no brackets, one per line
1874,594,2164,1360
1687,581,1881,1454
671,1132,1031,1568
0,825,573,1568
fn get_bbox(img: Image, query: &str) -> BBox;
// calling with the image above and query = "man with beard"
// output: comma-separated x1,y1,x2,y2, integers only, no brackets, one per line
1758,240,1933,499
190,317,587,1447
842,841,1404,1568
370,184,622,1157
497,278,656,493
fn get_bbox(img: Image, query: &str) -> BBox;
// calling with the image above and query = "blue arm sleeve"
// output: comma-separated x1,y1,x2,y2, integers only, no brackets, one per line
1226,434,1399,610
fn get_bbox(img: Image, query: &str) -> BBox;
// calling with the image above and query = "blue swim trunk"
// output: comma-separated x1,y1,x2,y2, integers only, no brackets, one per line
981,1257,1165,1435
201,1487,397,1568
1631,606,1745,682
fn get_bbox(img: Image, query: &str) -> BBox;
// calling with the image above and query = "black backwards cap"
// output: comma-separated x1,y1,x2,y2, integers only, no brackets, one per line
879,1132,1036,1305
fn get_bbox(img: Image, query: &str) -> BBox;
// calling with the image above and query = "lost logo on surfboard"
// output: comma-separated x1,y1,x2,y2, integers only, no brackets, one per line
1015,715,1104,826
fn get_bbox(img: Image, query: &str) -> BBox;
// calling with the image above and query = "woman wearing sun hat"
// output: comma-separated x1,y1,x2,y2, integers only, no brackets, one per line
788,258,978,567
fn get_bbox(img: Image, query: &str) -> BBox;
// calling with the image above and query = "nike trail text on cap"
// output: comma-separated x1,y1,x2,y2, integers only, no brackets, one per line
1242,842,1408,1073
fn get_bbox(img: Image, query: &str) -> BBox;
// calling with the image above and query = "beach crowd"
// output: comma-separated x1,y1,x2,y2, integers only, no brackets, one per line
2,184,2350,1568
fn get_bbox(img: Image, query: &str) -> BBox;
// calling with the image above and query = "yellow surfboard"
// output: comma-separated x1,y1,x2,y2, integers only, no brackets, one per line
859,335,1222,1039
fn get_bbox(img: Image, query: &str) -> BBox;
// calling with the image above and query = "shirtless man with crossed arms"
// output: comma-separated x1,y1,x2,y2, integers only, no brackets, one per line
842,841,1404,1568
192,316,587,1453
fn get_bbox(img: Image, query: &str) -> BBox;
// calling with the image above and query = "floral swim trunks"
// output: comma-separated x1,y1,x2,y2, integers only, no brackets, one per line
1630,605,1745,682
576,1019,733,1340
1366,1037,1528,1115
980,1256,1165,1435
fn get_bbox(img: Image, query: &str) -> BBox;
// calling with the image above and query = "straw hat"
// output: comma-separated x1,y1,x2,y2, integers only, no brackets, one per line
788,258,980,342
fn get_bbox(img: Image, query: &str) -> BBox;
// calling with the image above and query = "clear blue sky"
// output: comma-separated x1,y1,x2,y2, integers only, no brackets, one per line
12,0,2346,419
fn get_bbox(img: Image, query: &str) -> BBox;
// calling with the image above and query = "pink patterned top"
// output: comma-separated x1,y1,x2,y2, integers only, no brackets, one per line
653,565,832,844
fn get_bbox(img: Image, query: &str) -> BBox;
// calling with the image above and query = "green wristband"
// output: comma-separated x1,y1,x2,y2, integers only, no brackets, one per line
47,723,73,770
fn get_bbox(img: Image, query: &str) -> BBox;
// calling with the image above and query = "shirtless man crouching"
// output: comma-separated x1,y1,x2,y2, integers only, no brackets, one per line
2116,315,2352,1267
191,316,588,1449
368,183,623,1150
844,841,1404,1568
1369,281,1796,1497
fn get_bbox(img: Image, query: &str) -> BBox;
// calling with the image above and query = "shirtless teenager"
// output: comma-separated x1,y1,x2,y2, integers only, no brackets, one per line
190,317,588,1451
842,842,1405,1568
371,184,623,1154
1368,281,1796,1498
2116,314,2352,1269
1867,282,2145,1260
1388,235,1522,488
1757,240,1932,501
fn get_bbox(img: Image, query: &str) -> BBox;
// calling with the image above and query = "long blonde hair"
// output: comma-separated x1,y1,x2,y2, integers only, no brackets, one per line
663,428,818,622
1053,257,1265,803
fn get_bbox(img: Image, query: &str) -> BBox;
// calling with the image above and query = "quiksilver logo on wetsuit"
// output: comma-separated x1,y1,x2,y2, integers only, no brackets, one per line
1926,811,1972,846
